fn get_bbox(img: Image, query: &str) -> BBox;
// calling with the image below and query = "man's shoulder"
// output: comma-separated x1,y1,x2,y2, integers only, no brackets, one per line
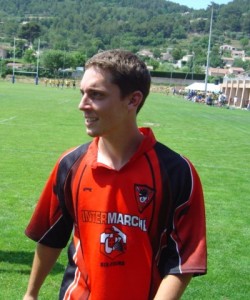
153,141,191,173
57,142,91,170
61,142,90,159
154,141,181,160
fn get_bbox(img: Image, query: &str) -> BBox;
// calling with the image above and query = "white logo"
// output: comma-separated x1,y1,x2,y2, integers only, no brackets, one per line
100,226,127,259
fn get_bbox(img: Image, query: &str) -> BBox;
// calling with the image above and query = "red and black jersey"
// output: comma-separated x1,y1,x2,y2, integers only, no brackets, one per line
25,127,207,300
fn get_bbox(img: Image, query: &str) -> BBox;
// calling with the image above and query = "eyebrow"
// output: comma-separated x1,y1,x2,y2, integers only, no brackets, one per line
80,87,107,96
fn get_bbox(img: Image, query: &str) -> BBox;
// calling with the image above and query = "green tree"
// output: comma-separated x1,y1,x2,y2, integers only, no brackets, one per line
242,12,250,33
171,48,184,61
210,46,224,68
147,58,159,70
233,58,249,70
18,22,41,45
23,49,36,63
0,58,7,78
2,19,19,38
171,26,187,39
190,18,206,33
240,38,249,48
14,39,27,58
41,50,74,74
71,51,87,68
153,49,161,59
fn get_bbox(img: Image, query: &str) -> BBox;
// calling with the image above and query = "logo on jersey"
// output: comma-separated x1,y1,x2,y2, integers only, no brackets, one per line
100,226,127,259
134,184,155,212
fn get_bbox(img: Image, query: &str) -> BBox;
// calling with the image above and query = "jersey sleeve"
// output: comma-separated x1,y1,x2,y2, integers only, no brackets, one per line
159,158,207,276
25,160,73,248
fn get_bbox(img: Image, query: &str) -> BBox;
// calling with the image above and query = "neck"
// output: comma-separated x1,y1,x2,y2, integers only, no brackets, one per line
97,128,144,170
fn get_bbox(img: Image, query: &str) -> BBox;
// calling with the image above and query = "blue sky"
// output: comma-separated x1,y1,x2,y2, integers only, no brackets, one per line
170,0,233,9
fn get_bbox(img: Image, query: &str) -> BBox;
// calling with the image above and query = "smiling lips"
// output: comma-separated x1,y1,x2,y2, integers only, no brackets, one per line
85,116,98,125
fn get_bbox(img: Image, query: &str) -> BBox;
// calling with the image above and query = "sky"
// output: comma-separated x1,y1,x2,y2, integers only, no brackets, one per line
170,0,233,10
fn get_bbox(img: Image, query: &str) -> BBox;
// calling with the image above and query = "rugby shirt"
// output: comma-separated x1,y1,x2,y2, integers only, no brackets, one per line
25,127,207,300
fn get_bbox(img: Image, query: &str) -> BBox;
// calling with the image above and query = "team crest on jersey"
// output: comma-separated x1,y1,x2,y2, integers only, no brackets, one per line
100,226,127,259
134,184,155,213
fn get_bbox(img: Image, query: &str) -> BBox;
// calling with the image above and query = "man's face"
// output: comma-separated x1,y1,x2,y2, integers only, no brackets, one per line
79,67,131,138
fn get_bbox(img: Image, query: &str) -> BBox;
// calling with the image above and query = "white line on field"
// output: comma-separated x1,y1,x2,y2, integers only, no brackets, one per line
0,116,17,124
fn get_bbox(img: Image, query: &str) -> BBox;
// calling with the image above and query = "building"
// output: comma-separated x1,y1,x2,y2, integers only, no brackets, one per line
220,44,236,52
208,67,228,77
0,46,8,58
161,52,173,61
243,56,250,63
228,67,245,75
222,57,234,68
221,77,250,108
231,50,245,59
175,54,193,68
137,49,154,59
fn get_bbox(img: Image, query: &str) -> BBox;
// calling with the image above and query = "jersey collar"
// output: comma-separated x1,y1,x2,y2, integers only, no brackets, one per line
87,127,156,170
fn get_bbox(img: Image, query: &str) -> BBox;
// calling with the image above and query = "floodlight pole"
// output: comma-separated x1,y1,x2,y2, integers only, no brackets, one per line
35,39,40,85
204,5,213,96
12,37,16,84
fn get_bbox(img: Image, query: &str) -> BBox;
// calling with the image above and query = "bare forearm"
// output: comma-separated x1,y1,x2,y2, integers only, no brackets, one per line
154,274,193,300
23,243,62,299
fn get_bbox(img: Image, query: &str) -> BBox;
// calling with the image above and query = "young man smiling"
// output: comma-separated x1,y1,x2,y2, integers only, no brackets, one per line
23,50,207,300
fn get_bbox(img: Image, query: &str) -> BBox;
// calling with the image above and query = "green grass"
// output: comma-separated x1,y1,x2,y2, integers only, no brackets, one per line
0,80,249,299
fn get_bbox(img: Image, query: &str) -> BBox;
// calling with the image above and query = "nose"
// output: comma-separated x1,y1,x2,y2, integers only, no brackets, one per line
79,94,91,111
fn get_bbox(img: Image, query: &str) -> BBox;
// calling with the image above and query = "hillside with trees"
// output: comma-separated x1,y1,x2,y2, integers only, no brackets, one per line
0,0,250,77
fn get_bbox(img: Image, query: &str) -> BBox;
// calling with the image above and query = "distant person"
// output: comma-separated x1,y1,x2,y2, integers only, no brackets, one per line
206,93,213,106
234,96,237,106
218,93,226,107
23,49,207,300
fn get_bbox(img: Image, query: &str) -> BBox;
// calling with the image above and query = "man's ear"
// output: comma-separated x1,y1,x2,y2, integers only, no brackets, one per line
128,91,143,110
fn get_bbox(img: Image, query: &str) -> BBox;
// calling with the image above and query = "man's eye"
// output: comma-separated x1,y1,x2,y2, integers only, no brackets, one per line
91,92,102,98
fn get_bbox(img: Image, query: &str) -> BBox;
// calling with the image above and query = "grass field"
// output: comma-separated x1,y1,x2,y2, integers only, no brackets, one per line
0,79,249,299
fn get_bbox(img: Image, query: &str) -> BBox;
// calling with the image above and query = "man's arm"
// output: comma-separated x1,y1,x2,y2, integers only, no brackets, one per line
23,243,62,300
154,274,193,300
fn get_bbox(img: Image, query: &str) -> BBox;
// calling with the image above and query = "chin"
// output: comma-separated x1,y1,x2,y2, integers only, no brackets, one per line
86,129,99,137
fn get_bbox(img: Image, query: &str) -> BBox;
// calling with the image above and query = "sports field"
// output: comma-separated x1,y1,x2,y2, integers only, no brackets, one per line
0,80,249,299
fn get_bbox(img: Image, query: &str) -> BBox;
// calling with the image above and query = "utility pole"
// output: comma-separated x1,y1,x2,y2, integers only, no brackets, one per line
35,39,40,85
204,5,213,97
12,37,16,84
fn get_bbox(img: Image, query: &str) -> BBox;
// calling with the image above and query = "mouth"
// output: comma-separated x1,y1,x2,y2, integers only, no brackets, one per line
85,117,98,125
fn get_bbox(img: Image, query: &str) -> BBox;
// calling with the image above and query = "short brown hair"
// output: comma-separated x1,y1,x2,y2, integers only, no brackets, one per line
85,49,151,113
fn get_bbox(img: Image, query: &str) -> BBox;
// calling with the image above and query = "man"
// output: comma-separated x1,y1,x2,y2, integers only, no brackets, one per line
23,49,207,300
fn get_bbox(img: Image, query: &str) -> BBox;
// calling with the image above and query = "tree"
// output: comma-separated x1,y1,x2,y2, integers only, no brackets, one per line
18,22,41,45
242,13,250,33
1,0,250,75
147,58,159,70
210,46,224,68
71,51,87,68
153,49,161,59
190,18,206,33
233,58,249,70
41,50,74,75
171,48,184,61
240,38,249,48
210,54,224,68
0,58,7,78
14,39,27,58
23,49,36,63
171,26,187,39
